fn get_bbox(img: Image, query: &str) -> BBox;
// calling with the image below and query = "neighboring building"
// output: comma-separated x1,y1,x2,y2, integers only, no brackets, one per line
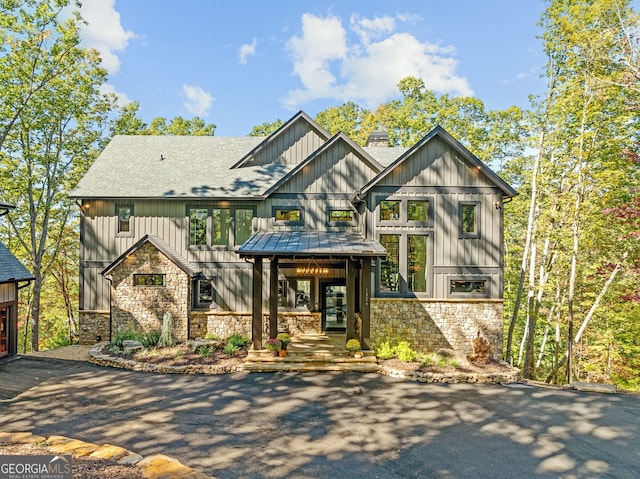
0,201,34,358
71,112,516,357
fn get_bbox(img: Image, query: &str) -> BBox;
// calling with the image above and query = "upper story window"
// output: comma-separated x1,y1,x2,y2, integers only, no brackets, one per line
380,200,400,221
116,204,134,236
133,274,165,286
379,197,432,226
459,202,480,238
274,207,303,225
328,208,356,225
189,206,255,247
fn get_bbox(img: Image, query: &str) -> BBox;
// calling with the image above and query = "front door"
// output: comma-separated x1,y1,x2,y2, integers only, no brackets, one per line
322,282,346,332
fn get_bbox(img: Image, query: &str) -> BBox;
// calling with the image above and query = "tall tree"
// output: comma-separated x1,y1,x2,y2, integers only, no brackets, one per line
0,0,115,350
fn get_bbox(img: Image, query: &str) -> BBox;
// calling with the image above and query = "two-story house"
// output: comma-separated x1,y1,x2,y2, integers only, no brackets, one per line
71,111,516,357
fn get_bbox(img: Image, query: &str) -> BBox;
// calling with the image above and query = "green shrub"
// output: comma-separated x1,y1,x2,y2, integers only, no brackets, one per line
227,333,250,349
197,345,212,358
422,353,437,367
376,341,395,359
395,341,417,362
205,333,220,340
111,330,145,348
158,313,175,347
142,331,160,348
223,343,239,355
346,339,361,351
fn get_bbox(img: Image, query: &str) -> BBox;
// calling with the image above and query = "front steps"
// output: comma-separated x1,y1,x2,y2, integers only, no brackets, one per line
244,333,380,373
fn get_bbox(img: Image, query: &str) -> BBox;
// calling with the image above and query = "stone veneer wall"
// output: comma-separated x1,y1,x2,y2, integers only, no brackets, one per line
370,299,504,359
109,242,190,342
193,311,322,341
78,311,110,344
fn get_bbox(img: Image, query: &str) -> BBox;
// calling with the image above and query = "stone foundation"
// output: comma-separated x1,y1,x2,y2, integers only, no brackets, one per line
79,311,110,344
191,310,322,340
370,299,503,359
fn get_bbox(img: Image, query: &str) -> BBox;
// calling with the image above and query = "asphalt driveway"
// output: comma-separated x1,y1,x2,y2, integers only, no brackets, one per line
1,356,638,479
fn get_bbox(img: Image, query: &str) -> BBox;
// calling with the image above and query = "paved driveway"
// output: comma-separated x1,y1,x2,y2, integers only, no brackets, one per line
1,356,638,479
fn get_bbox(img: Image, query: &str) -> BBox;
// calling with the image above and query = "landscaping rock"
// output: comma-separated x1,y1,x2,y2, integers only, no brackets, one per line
122,340,143,352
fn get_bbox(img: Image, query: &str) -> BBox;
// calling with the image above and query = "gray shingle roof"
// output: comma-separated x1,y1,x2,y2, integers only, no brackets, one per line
238,231,387,258
0,242,34,283
102,234,200,277
71,135,409,200
71,135,288,199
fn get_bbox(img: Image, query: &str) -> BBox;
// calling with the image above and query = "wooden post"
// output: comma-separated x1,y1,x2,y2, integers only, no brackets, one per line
346,259,356,340
269,257,278,338
252,257,263,350
361,258,371,350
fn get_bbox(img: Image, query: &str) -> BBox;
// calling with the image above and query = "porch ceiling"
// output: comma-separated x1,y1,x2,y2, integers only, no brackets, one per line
237,231,386,259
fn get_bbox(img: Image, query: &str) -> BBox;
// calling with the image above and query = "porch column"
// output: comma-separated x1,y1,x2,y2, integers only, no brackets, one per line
252,257,263,350
269,257,278,338
346,258,356,340
361,258,371,350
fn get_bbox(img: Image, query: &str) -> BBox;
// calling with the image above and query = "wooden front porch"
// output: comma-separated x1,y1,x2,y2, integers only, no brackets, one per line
244,333,379,373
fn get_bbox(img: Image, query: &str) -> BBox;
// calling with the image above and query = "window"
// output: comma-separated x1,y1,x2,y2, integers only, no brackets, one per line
235,209,254,245
274,207,303,224
116,204,133,235
328,209,355,224
407,235,428,292
212,208,230,246
380,234,400,292
408,200,429,222
189,208,208,246
194,278,214,308
380,200,400,221
133,274,165,286
189,206,255,247
449,279,488,296
460,202,480,238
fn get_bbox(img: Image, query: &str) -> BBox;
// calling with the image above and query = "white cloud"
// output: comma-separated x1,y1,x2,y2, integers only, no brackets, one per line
284,12,472,109
239,37,257,65
182,84,214,116
74,0,136,74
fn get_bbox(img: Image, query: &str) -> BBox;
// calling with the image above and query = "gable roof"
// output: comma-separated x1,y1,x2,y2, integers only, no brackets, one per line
262,132,385,198
230,111,331,169
358,126,518,198
102,234,200,277
70,135,280,199
0,242,34,284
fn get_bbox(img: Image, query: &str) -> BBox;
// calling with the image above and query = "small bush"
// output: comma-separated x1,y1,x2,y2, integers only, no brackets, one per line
227,333,250,349
223,343,239,355
376,341,395,359
111,330,145,349
158,313,175,347
205,333,220,340
197,345,212,358
142,331,160,348
395,341,417,362
422,353,437,367
346,339,361,351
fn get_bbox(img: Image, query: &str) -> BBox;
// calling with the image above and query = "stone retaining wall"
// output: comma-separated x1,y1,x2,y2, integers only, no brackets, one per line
371,299,503,359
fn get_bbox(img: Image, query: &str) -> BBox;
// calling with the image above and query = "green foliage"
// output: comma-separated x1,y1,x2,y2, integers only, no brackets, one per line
265,338,280,351
249,119,284,137
394,341,417,362
158,313,175,347
197,345,213,358
141,331,160,348
276,333,291,345
376,341,396,359
227,333,250,348
346,339,361,351
223,343,238,355
111,330,145,349
205,333,220,340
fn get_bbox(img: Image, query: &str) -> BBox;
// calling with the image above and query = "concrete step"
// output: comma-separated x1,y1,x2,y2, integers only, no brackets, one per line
243,361,381,373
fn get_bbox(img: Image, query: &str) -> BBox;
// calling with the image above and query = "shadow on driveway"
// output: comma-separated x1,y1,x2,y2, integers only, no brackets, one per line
1,356,638,479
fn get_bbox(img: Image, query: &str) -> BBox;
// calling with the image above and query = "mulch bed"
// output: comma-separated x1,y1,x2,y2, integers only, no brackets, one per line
379,357,515,375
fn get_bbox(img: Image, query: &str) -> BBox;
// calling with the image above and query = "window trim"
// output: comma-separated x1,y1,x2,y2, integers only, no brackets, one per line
273,206,304,225
447,276,489,298
116,203,134,237
193,276,215,309
328,208,357,226
133,274,165,287
188,207,211,249
378,199,401,223
187,205,256,249
377,196,433,227
459,201,481,239
406,197,432,227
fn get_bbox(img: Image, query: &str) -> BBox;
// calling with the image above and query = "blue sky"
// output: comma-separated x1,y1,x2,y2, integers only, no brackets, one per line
76,1,549,136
